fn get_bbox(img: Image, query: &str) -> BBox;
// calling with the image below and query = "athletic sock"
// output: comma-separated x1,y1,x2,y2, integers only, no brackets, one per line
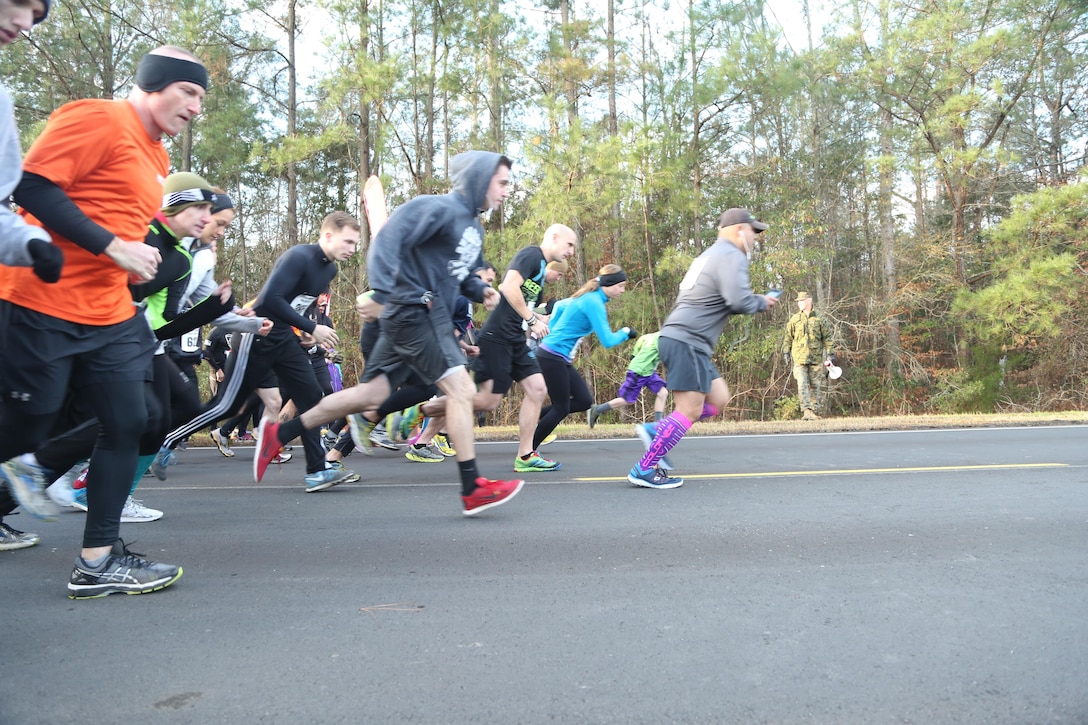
639,412,692,471
653,411,664,421
458,459,480,495
278,418,305,445
596,403,612,414
699,403,719,421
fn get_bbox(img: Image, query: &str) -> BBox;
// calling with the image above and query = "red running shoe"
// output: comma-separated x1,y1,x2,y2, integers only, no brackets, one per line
461,477,525,516
252,419,283,483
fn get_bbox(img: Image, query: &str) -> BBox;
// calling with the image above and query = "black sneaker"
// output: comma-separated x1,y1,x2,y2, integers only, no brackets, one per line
67,540,182,599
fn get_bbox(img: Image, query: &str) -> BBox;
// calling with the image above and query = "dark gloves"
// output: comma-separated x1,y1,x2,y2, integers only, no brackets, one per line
826,352,836,363
28,239,63,283
626,327,639,340
783,352,792,366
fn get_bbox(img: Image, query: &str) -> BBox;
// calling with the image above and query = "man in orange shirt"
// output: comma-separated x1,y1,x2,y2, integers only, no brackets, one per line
0,46,206,599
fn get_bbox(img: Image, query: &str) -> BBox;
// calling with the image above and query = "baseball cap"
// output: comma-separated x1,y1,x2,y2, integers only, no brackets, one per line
718,208,768,232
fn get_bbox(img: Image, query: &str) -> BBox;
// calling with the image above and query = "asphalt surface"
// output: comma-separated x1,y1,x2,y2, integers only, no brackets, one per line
2,425,1087,724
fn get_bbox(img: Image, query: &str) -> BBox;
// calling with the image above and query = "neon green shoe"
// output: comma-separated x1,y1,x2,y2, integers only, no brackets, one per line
514,451,561,472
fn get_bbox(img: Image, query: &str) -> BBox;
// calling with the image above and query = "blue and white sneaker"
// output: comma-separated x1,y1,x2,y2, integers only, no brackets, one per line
150,446,176,481
0,456,59,521
627,465,683,489
72,484,88,512
46,460,87,509
304,467,355,493
633,423,674,471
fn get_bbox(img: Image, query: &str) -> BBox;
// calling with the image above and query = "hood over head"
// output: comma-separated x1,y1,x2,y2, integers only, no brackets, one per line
449,150,512,213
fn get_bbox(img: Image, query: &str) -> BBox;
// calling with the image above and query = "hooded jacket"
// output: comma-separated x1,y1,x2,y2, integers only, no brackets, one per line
367,150,507,318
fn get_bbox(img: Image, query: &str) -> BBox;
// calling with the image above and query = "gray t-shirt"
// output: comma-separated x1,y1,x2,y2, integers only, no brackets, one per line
659,240,767,355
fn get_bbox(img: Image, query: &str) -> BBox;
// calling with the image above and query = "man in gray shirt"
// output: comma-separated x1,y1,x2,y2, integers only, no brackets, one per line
627,208,778,489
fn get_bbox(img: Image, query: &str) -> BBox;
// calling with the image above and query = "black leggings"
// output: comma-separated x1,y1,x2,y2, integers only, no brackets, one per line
0,380,147,547
533,348,593,450
0,378,161,528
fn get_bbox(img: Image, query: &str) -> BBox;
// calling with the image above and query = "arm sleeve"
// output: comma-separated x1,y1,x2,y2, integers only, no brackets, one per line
365,197,440,304
130,243,189,303
588,297,630,349
208,310,266,335
13,172,115,254
183,249,217,307
716,253,766,315
257,249,317,333
153,294,235,341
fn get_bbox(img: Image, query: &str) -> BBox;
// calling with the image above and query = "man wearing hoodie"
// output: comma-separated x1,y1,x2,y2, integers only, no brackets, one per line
254,150,525,516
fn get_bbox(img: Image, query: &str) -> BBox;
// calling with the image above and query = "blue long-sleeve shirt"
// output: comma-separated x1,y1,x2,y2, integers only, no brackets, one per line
539,288,629,361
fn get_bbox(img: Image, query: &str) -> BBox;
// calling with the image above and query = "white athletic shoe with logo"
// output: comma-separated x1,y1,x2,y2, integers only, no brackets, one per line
121,496,163,523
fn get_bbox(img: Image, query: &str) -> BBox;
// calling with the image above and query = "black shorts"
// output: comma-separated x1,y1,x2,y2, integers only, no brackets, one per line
361,304,465,388
657,335,719,394
0,301,155,414
474,332,541,395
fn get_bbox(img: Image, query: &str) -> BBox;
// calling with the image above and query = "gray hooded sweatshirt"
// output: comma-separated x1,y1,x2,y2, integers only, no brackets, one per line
367,150,508,319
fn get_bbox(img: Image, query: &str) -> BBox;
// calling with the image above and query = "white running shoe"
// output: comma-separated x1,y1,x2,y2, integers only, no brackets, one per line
120,496,163,523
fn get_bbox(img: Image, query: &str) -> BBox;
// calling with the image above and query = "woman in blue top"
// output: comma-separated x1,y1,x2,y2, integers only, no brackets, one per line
533,264,637,451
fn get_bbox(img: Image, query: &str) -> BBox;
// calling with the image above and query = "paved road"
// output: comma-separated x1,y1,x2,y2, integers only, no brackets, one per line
3,425,1087,724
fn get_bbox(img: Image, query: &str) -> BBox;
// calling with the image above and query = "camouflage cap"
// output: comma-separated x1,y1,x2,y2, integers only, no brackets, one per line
796,291,812,301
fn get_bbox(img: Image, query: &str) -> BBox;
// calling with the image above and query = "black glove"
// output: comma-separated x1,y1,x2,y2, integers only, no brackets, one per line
626,327,639,340
28,239,63,283
783,352,792,366
826,352,836,363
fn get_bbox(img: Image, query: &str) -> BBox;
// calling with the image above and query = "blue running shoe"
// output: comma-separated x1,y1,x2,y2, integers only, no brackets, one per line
304,467,354,493
627,465,683,489
0,456,59,521
150,446,176,481
72,484,88,512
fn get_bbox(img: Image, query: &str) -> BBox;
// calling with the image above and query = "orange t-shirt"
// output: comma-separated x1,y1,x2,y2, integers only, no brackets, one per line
0,99,169,325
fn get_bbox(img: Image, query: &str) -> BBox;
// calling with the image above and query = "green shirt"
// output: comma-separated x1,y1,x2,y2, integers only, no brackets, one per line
627,332,662,376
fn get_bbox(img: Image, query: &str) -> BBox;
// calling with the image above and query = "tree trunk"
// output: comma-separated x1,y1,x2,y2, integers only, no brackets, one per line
286,0,299,248
879,106,901,377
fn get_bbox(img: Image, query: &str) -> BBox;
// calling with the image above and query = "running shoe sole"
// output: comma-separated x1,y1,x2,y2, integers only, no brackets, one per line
68,568,183,599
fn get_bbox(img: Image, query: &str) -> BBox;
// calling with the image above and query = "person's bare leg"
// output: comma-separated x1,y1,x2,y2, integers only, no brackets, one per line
297,378,391,431
413,414,447,445
653,388,669,415
256,387,282,419
434,369,476,463
516,373,547,457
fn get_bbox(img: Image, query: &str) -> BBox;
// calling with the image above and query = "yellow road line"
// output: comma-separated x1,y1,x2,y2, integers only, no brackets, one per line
576,462,1068,482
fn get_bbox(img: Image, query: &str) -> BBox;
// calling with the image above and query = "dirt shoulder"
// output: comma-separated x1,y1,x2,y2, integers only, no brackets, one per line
472,410,1088,442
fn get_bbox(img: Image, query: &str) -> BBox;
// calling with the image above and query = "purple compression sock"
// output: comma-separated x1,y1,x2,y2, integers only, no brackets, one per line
638,412,692,470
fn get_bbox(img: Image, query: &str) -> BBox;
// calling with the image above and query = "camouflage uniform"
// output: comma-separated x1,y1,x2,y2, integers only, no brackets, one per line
782,294,832,417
